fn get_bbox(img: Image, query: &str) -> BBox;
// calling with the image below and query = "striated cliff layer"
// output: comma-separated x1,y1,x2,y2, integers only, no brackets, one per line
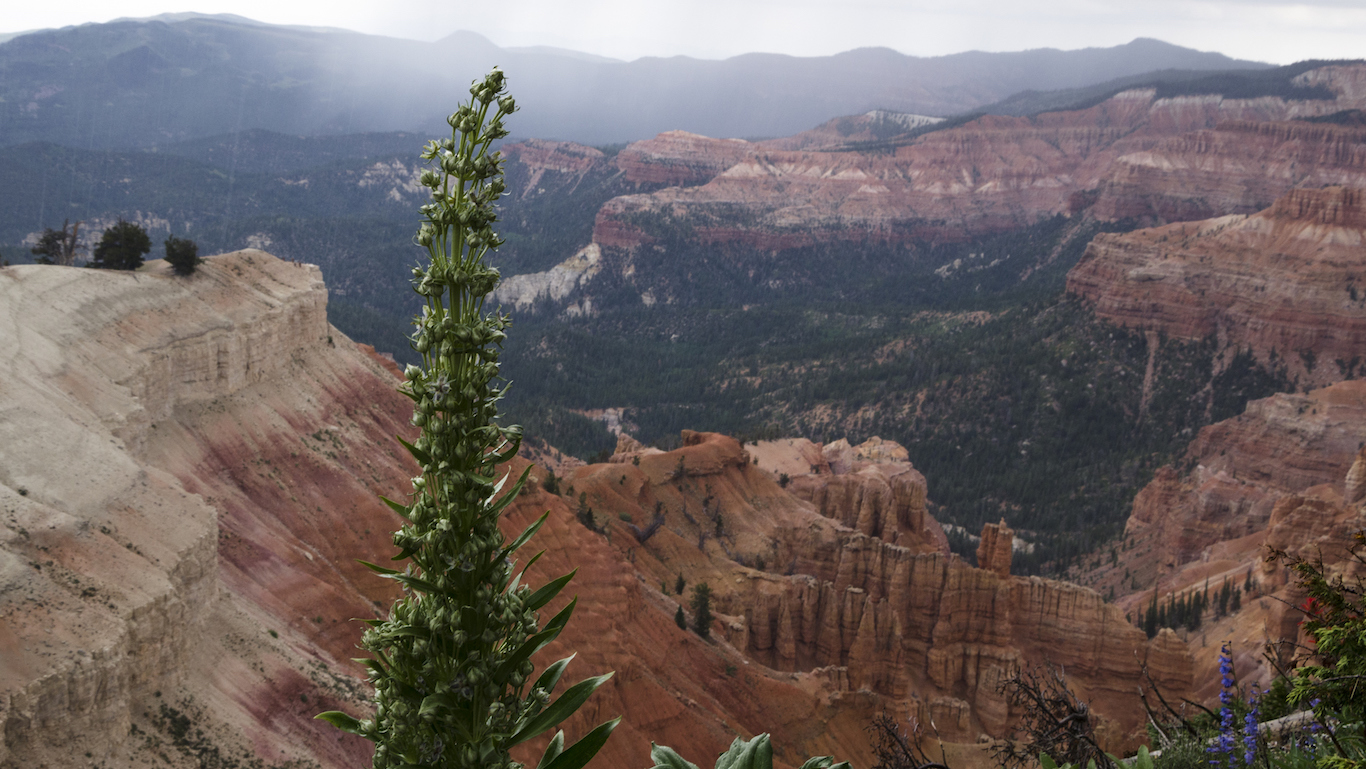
587,66,1366,255
1068,186,1366,387
565,432,1193,752
490,64,1366,317
1124,379,1366,569
0,251,401,768
1086,376,1366,708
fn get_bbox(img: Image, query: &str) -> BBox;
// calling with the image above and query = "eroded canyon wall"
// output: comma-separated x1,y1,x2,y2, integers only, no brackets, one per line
1068,186,1366,388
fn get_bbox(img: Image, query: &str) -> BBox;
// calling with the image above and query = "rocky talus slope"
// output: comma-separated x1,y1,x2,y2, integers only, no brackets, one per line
1068,186,1366,388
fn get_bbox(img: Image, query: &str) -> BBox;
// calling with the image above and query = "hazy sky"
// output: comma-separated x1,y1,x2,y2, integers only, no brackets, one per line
6,0,1364,64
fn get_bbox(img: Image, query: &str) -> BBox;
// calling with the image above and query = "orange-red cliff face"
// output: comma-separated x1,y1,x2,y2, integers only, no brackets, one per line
579,66,1366,256
1089,377,1366,708
552,432,1192,755
1123,379,1366,569
1068,186,1366,388
1089,120,1366,222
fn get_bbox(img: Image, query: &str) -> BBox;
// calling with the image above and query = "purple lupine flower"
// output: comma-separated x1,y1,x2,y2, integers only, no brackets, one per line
1219,643,1236,704
1243,688,1260,765
1207,643,1240,768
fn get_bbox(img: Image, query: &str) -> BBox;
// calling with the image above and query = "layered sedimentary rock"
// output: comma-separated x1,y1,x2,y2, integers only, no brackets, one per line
0,252,401,768
588,67,1366,257
1123,379,1366,568
500,139,610,199
616,131,757,186
976,520,1014,578
787,438,943,552
1069,186,1366,387
1090,119,1366,222
1102,376,1366,707
0,251,1201,768
563,432,1192,752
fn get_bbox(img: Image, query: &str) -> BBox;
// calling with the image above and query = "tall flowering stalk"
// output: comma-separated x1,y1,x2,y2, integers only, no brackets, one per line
1212,643,1239,766
318,69,618,769
1208,643,1264,769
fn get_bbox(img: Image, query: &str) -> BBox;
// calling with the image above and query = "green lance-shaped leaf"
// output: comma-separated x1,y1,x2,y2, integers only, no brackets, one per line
378,495,412,521
506,549,545,594
536,731,566,769
507,671,615,747
798,757,847,769
396,435,430,466
390,572,445,596
315,711,366,735
487,465,533,518
538,717,621,769
497,504,547,565
649,743,701,769
531,653,576,697
357,559,400,576
1040,754,1060,769
526,568,577,611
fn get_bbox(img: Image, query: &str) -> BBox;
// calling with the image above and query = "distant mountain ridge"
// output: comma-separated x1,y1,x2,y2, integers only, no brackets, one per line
0,14,1269,148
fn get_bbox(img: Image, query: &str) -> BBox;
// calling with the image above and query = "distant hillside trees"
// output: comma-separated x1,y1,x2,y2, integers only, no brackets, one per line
31,220,83,266
164,236,201,276
89,220,150,271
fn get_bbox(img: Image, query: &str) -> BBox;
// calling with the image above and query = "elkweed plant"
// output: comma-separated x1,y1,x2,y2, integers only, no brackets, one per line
317,69,619,769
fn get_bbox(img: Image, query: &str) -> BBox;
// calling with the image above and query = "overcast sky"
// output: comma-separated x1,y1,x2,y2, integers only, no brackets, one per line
6,0,1364,64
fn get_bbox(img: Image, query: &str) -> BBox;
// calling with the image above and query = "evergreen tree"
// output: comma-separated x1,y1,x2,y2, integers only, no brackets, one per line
31,219,82,266
674,605,687,630
674,572,686,595
691,583,712,640
164,236,200,276
90,220,151,271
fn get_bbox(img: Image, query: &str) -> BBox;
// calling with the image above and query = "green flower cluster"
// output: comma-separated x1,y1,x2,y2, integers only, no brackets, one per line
318,69,617,769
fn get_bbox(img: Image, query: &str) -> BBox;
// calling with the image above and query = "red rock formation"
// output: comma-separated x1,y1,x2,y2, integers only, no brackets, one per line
1093,372,1366,710
786,437,944,553
500,139,608,198
1124,380,1366,567
561,432,1191,753
616,131,756,186
1069,187,1366,387
0,255,798,769
977,520,1014,578
585,66,1366,256
0,251,398,768
1090,120,1366,222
